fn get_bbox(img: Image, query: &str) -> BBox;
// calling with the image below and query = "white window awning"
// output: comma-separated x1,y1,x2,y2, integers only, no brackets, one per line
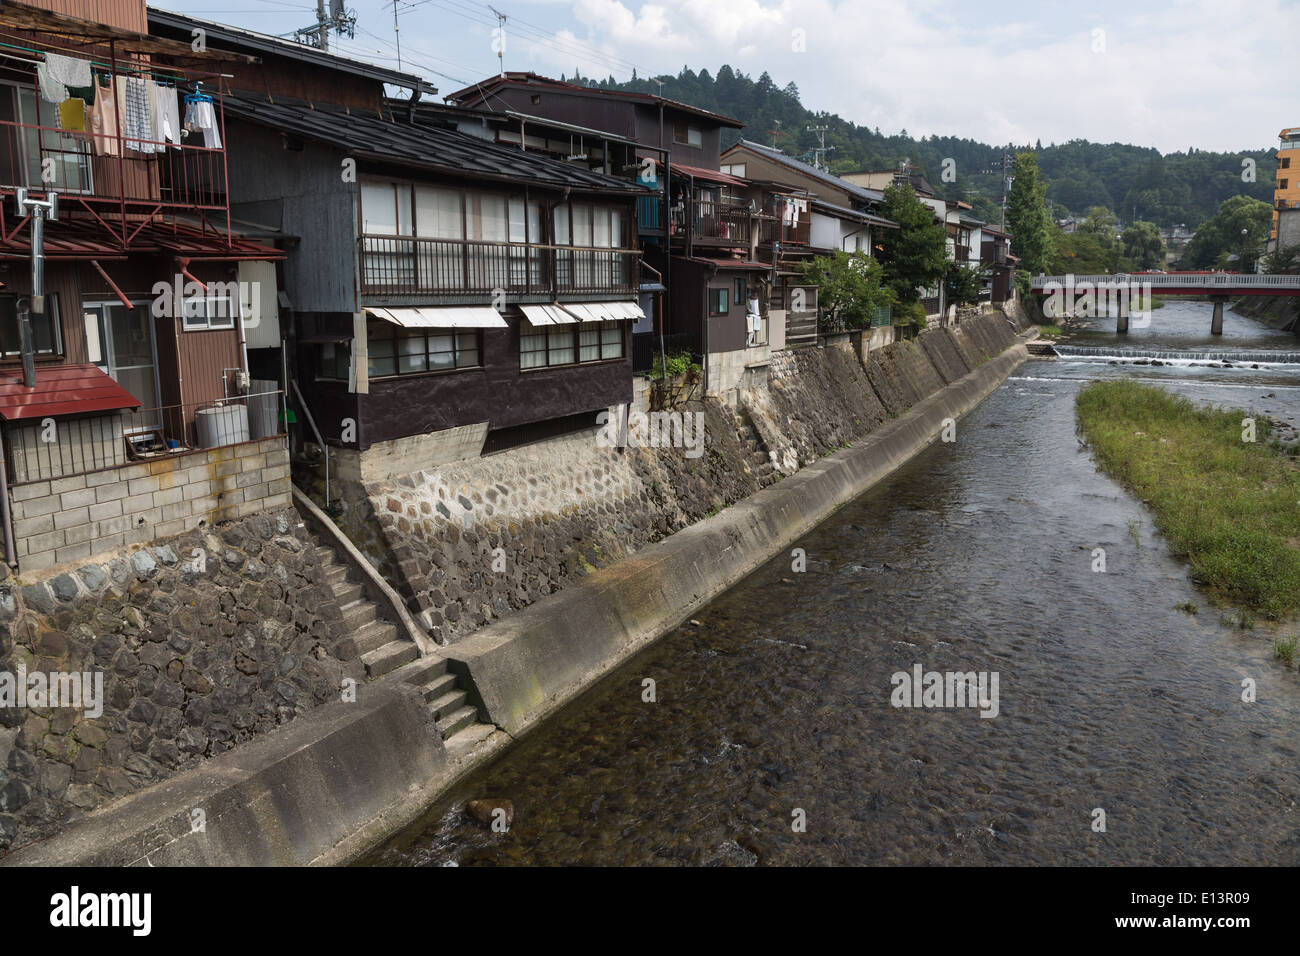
364,306,508,329
533,301,646,323
520,304,578,326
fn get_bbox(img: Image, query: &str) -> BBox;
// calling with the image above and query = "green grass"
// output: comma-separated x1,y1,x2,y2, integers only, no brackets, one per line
1037,324,1065,339
1275,636,1297,666
1076,379,1300,620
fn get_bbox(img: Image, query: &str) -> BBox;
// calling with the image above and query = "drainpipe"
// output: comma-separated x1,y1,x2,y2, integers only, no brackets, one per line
0,426,16,568
702,261,717,395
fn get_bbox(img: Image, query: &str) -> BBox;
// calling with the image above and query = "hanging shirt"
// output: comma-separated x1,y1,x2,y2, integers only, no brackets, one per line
44,53,92,88
89,79,119,157
117,75,154,153
151,81,181,147
35,62,66,104
58,97,87,133
183,98,221,149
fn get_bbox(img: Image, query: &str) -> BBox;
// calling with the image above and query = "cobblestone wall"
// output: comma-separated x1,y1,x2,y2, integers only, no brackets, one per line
0,508,361,857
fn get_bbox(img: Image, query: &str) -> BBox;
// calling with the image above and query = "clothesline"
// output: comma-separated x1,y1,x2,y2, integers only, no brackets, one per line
0,34,230,83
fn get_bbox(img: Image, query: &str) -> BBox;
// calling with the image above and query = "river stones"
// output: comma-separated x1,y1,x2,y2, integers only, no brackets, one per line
466,799,515,828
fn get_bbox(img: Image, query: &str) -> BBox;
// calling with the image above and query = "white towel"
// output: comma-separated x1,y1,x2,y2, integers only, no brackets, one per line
35,63,66,103
152,82,181,146
44,53,92,88
184,99,221,149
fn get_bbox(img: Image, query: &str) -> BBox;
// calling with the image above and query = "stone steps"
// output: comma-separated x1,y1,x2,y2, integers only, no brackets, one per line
405,658,494,750
309,534,419,680
730,411,776,487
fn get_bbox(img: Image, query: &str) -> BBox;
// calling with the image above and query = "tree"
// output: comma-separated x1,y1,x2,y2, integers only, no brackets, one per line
944,262,988,306
1178,195,1273,271
801,251,895,331
1262,244,1300,275
1121,221,1167,270
875,184,947,306
1077,206,1124,271
1006,151,1054,274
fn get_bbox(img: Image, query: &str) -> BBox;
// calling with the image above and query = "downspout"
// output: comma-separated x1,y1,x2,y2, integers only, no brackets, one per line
0,426,16,568
702,261,717,395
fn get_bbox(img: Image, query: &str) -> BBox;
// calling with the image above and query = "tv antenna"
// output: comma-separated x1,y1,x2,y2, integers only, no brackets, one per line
489,6,508,77
295,0,356,51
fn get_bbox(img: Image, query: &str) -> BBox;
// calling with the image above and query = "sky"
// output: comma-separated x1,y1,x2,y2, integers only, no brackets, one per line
159,0,1298,154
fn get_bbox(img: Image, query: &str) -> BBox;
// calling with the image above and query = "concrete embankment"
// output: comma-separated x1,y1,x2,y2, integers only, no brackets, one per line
4,315,1030,866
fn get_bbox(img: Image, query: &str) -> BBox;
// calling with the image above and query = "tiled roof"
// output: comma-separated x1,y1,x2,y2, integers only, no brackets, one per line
729,140,884,204
222,92,648,195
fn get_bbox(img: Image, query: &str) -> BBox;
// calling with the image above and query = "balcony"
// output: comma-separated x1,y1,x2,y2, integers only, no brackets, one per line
670,199,751,247
358,234,639,298
760,218,811,247
0,61,233,255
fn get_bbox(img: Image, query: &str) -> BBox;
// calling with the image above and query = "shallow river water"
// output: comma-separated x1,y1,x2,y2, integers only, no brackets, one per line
365,299,1300,866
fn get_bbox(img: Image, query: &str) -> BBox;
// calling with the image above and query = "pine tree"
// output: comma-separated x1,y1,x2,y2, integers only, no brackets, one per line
1006,151,1054,274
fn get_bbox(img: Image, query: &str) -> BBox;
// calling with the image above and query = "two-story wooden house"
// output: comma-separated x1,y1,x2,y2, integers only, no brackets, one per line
446,74,776,398
0,0,288,571
147,16,648,485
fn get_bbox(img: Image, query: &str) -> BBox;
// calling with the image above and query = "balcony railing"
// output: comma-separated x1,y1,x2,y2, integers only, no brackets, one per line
670,199,751,246
6,391,284,485
760,218,810,246
358,235,639,297
0,111,227,213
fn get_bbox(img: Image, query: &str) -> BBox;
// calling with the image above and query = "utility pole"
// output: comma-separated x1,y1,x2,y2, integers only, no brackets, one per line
15,188,57,389
978,151,1013,231
807,125,830,170
393,0,402,71
295,0,356,51
489,6,507,77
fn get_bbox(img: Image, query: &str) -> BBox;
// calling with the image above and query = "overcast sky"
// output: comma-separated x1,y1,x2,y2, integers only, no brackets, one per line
163,0,1297,153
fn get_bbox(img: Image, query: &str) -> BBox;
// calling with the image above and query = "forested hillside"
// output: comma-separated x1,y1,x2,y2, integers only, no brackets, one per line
568,66,1277,230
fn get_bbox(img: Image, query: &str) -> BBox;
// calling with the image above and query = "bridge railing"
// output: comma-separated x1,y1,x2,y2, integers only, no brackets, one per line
1030,273,1300,290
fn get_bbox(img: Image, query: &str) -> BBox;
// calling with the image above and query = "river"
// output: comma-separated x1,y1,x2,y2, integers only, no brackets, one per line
364,298,1300,866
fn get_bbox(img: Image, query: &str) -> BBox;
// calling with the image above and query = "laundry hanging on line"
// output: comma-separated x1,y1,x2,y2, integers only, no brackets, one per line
183,95,221,149
57,97,87,133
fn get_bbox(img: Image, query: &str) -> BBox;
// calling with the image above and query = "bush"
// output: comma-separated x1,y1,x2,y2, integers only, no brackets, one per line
892,300,927,328
651,349,701,381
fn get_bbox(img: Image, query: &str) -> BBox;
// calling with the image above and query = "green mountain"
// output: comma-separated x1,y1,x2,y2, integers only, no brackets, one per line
570,66,1278,230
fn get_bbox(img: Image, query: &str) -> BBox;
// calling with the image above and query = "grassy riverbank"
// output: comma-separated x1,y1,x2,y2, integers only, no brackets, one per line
1076,379,1300,619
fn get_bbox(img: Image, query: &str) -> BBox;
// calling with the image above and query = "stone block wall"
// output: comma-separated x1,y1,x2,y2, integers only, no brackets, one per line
9,437,291,574
0,507,363,857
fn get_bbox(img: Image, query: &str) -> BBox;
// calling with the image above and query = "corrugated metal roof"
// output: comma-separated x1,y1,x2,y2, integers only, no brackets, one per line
0,217,283,260
222,92,649,195
671,163,748,187
0,364,142,421
810,198,899,229
521,304,578,326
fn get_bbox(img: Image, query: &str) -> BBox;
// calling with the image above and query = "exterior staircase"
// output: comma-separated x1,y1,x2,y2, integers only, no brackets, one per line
309,534,419,679
404,658,496,751
731,409,776,487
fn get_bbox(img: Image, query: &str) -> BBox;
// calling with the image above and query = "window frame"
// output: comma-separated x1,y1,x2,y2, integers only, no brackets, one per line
0,292,63,360
708,287,729,317
364,322,482,379
519,320,625,371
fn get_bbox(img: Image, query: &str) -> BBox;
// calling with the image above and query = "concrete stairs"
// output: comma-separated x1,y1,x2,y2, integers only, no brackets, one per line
404,658,495,751
1025,340,1059,358
731,409,776,487
309,535,419,679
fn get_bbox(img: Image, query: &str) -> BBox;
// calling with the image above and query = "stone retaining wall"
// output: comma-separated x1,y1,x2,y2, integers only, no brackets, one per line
0,508,362,857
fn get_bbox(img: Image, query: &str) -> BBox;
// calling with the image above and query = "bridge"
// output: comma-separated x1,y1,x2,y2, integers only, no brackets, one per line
1029,272,1300,333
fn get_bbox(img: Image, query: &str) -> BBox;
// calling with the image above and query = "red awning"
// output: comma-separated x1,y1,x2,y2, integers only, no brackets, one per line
0,364,142,421
671,163,748,187
690,257,770,270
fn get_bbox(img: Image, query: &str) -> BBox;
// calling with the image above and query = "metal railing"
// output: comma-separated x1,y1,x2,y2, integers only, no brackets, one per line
0,109,228,212
6,390,284,485
1031,273,1300,289
761,218,810,246
358,235,639,296
671,199,751,245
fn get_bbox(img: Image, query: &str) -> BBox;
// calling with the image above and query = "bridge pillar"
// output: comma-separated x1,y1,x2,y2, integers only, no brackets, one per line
1116,299,1129,334
1211,297,1226,335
